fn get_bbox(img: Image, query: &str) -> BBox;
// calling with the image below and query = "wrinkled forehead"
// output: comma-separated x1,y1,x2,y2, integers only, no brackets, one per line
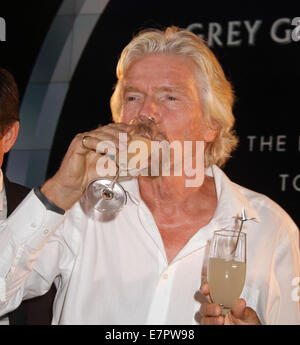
121,54,201,92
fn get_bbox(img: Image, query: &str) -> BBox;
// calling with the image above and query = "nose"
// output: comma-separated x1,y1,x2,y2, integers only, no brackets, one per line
138,96,160,123
129,114,156,126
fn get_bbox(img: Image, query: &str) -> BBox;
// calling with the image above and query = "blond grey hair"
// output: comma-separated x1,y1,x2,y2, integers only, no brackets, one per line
110,26,238,167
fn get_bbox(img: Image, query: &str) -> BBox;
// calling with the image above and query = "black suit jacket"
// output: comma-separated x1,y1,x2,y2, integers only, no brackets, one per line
4,176,56,325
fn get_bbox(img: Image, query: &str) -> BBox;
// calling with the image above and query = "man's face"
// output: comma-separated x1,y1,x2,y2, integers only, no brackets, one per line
119,54,215,145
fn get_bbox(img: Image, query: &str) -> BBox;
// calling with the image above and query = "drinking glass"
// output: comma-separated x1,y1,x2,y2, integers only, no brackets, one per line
118,115,156,175
86,115,165,214
208,230,246,314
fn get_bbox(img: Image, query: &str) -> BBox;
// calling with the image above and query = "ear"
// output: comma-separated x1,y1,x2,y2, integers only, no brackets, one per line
2,121,19,153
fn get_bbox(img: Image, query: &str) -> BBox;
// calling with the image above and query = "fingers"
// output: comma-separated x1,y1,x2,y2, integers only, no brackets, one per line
101,123,132,141
200,282,210,296
200,315,224,325
199,283,224,325
77,123,132,154
81,135,102,152
200,282,213,303
197,287,261,326
199,303,224,325
105,122,132,132
81,133,121,153
200,302,222,318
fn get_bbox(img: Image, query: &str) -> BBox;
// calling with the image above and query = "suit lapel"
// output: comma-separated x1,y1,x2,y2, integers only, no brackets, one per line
4,175,30,217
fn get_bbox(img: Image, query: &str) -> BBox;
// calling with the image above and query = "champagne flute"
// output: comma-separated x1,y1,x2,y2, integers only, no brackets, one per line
86,115,165,214
208,230,246,315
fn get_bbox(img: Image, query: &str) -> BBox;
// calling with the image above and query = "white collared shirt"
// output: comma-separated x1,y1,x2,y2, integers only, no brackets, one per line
0,170,9,325
0,165,299,324
0,170,6,217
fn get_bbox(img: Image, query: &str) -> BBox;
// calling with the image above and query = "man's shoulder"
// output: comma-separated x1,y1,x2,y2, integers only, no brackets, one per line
234,182,298,231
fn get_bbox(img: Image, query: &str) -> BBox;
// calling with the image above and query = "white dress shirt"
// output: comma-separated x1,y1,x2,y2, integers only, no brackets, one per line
0,170,9,325
0,170,6,216
0,165,299,325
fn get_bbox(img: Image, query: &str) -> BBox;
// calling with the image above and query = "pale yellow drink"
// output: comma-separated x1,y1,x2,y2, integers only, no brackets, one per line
208,257,246,310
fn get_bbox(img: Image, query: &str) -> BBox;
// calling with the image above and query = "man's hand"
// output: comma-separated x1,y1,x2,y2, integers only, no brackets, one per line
41,123,131,210
199,282,261,325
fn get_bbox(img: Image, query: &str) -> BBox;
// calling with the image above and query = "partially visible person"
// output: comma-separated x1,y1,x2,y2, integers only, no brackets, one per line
0,68,56,325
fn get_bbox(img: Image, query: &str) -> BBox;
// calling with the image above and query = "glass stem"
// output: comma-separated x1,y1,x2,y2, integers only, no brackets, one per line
108,165,120,190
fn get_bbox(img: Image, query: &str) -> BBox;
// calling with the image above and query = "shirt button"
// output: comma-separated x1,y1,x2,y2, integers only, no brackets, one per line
43,229,49,235
163,273,168,279
31,222,37,228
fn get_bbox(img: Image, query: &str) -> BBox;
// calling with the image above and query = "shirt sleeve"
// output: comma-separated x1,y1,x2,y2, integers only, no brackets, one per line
0,190,66,315
266,219,300,324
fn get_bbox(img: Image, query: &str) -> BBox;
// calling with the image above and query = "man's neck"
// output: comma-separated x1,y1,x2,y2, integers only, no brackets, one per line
138,174,217,218
138,174,218,263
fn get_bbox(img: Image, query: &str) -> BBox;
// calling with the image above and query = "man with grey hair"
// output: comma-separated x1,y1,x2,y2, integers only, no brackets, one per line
0,27,299,325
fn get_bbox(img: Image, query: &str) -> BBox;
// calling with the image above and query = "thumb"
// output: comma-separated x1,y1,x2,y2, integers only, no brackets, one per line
227,299,261,325
231,298,247,320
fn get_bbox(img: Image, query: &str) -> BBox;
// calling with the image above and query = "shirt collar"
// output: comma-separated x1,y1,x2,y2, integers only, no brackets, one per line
208,165,260,228
120,165,260,227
